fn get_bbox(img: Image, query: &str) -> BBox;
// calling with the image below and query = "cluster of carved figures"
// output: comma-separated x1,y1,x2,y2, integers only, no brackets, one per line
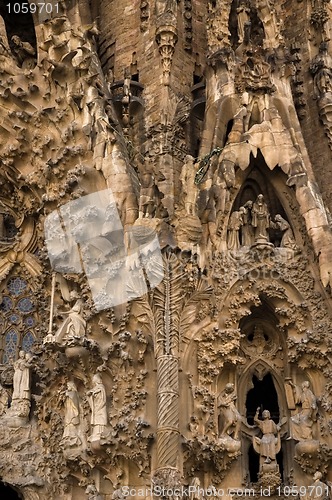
227,194,297,250
0,0,331,498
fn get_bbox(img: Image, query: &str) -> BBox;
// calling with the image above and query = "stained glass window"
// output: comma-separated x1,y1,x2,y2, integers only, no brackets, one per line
17,297,34,313
24,317,35,327
0,276,37,364
7,277,27,296
0,296,13,312
22,331,35,352
3,328,18,364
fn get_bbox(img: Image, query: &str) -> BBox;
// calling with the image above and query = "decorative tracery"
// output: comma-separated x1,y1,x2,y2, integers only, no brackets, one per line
0,276,37,364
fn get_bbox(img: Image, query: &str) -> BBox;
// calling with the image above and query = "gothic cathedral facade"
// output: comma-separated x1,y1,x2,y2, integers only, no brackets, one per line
0,0,331,498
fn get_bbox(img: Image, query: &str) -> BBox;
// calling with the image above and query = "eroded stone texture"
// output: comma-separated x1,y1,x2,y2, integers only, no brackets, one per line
0,1,331,499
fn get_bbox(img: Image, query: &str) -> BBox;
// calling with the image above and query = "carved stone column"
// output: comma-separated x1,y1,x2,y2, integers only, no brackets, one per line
153,254,183,489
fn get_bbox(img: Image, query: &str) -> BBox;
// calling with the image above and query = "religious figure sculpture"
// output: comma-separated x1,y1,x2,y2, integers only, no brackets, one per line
180,155,198,216
274,214,297,250
237,0,251,45
86,484,104,500
241,200,254,246
12,351,32,401
189,477,202,499
306,472,330,500
253,408,281,472
289,381,318,441
6,351,33,422
310,42,332,98
112,488,127,499
251,194,271,244
248,325,268,354
54,297,86,344
11,35,36,69
227,208,245,250
139,171,159,219
61,381,82,450
217,383,242,440
87,373,108,442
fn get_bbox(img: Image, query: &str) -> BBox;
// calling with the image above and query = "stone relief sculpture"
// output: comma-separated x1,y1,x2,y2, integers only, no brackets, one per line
0,0,331,496
310,42,332,150
87,373,108,443
217,383,242,440
289,381,318,441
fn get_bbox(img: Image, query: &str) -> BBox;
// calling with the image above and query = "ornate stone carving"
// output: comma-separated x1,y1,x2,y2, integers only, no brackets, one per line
6,350,32,425
310,42,332,150
87,373,108,444
289,381,318,441
217,383,242,440
183,0,193,51
60,381,84,458
253,409,281,489
140,0,150,32
156,26,178,86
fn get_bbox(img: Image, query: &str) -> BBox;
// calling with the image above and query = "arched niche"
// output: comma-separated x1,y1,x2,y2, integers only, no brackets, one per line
238,360,290,484
224,151,302,249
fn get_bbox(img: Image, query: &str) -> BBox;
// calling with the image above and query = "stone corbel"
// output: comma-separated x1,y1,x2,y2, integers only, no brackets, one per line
156,24,178,86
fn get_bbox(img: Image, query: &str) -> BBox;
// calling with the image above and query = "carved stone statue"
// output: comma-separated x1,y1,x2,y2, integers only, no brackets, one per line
180,155,198,216
11,35,36,69
61,381,81,450
289,380,318,441
139,171,158,218
274,214,297,250
241,200,254,246
189,476,202,499
237,0,251,45
86,484,104,500
253,408,281,472
251,194,271,244
112,488,126,499
88,373,108,442
227,208,245,250
310,43,332,98
217,383,242,440
12,351,32,401
54,297,86,344
8,351,33,422
306,472,330,500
